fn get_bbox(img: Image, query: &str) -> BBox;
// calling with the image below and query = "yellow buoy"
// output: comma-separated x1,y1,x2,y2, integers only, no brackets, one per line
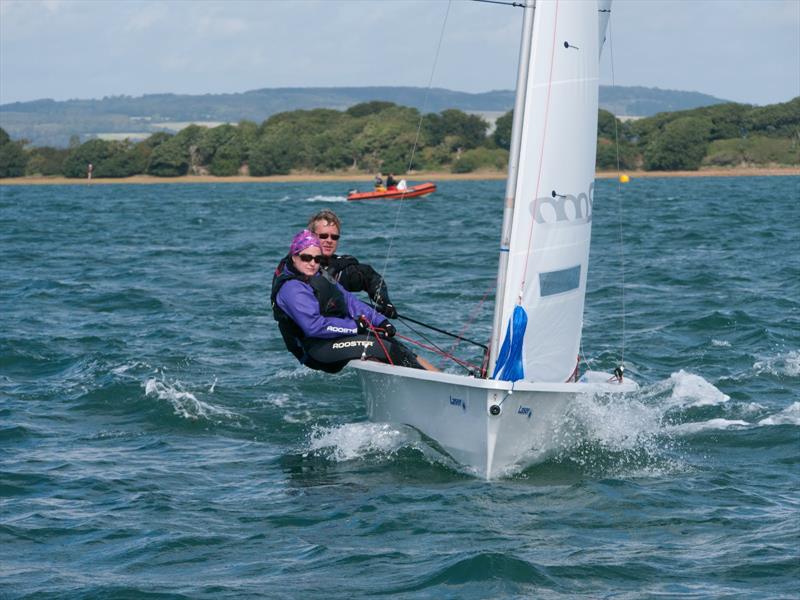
619,174,630,183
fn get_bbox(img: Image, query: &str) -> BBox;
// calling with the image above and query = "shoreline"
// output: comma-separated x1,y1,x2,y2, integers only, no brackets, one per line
0,166,797,186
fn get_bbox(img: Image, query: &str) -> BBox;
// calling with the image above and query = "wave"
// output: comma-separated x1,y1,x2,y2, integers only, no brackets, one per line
753,349,800,377
143,376,237,423
306,422,414,462
296,368,797,479
305,194,347,203
757,402,800,426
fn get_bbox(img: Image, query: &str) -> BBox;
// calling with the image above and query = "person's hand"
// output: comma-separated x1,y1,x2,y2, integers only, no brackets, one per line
356,315,370,335
377,301,398,319
378,320,396,338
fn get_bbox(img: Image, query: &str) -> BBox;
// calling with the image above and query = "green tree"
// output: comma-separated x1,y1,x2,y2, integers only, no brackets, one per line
346,101,397,118
197,124,237,166
424,109,488,150
143,131,174,149
643,116,713,170
597,109,619,139
62,139,114,178
98,140,149,177
236,119,259,163
25,146,70,176
248,133,294,176
209,139,244,176
493,110,513,151
451,147,508,173
0,127,28,177
146,138,189,176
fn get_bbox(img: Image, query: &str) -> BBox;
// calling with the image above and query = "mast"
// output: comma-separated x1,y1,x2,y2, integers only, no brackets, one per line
488,0,536,376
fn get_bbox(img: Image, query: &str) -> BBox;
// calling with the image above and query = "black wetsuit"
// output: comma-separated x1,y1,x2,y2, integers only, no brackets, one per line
321,254,395,316
271,259,419,373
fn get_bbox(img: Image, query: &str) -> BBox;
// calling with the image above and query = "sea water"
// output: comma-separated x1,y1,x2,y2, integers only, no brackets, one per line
1,177,798,598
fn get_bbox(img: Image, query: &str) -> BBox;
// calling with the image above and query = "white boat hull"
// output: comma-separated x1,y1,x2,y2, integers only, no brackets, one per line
350,361,638,479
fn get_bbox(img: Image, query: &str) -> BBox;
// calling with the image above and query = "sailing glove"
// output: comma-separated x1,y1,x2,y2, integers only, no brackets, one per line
356,315,370,335
378,321,396,338
377,301,398,319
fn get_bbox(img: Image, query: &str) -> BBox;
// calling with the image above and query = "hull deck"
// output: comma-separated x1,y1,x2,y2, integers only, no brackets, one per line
349,361,637,478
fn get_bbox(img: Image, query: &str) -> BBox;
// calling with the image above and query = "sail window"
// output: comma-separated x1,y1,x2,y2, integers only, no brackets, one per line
539,266,581,296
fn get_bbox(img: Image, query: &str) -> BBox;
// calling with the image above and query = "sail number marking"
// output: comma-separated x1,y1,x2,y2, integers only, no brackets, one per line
449,396,467,412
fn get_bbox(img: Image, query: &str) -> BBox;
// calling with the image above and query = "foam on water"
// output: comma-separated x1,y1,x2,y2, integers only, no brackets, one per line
111,360,151,376
753,349,800,377
758,402,800,426
305,194,346,203
306,422,415,462
663,369,730,407
668,418,751,435
143,377,236,421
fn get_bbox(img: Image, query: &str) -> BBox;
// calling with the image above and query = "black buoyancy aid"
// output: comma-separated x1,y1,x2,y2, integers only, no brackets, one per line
271,258,349,362
321,254,359,283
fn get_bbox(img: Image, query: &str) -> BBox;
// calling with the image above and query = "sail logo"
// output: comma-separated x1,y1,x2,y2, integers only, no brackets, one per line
530,183,593,225
517,406,532,419
449,396,467,412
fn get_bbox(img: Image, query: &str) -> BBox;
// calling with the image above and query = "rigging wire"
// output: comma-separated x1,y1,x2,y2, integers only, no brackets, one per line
366,1,461,366
518,0,560,294
379,0,451,279
607,18,627,371
471,0,526,8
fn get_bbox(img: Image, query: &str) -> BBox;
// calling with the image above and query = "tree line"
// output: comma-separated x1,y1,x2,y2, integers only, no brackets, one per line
1,97,797,179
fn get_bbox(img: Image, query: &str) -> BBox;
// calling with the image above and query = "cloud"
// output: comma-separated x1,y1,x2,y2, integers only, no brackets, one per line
1,0,797,106
124,4,169,32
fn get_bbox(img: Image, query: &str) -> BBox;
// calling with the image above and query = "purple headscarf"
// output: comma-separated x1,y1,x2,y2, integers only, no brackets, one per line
289,229,322,255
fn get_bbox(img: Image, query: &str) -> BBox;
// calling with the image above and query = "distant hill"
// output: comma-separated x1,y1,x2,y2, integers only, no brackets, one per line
0,85,730,147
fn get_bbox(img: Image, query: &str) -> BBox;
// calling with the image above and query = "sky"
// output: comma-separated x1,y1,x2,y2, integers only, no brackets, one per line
1,0,798,107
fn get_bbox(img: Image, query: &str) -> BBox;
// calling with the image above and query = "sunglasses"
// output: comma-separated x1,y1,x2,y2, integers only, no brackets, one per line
297,253,322,264
317,233,340,241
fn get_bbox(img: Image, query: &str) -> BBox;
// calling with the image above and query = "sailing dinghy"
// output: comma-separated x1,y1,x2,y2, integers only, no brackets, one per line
350,0,636,479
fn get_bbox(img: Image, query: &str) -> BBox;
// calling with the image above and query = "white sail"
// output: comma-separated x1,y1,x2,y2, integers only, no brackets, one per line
494,0,608,383
350,0,635,479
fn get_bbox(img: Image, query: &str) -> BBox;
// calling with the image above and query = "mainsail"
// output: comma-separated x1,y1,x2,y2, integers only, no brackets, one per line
492,0,610,383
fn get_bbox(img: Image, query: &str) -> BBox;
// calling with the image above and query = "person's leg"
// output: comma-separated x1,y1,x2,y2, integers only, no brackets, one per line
414,355,440,372
303,336,439,372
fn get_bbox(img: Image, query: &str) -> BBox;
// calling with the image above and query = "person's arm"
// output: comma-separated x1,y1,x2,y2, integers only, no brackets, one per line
340,261,392,306
277,280,359,338
341,283,383,325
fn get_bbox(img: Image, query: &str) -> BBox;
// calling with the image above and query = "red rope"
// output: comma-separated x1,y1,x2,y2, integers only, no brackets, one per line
396,333,481,372
362,317,394,366
441,284,492,369
520,0,560,293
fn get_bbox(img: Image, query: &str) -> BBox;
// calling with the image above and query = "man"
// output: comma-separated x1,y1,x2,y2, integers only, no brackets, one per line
307,209,398,318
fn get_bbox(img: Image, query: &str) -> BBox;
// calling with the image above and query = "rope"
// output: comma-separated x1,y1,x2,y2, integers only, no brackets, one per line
396,333,482,374
398,318,469,371
608,19,627,371
377,0,452,287
360,317,394,365
439,283,493,369
519,0,560,295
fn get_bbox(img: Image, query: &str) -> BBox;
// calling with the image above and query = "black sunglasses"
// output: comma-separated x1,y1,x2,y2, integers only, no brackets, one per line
297,253,322,264
317,233,340,240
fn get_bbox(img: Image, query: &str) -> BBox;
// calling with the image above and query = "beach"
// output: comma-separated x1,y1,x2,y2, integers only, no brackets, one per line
0,166,797,185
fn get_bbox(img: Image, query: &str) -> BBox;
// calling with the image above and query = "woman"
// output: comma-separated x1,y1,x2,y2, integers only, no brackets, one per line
271,230,436,373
